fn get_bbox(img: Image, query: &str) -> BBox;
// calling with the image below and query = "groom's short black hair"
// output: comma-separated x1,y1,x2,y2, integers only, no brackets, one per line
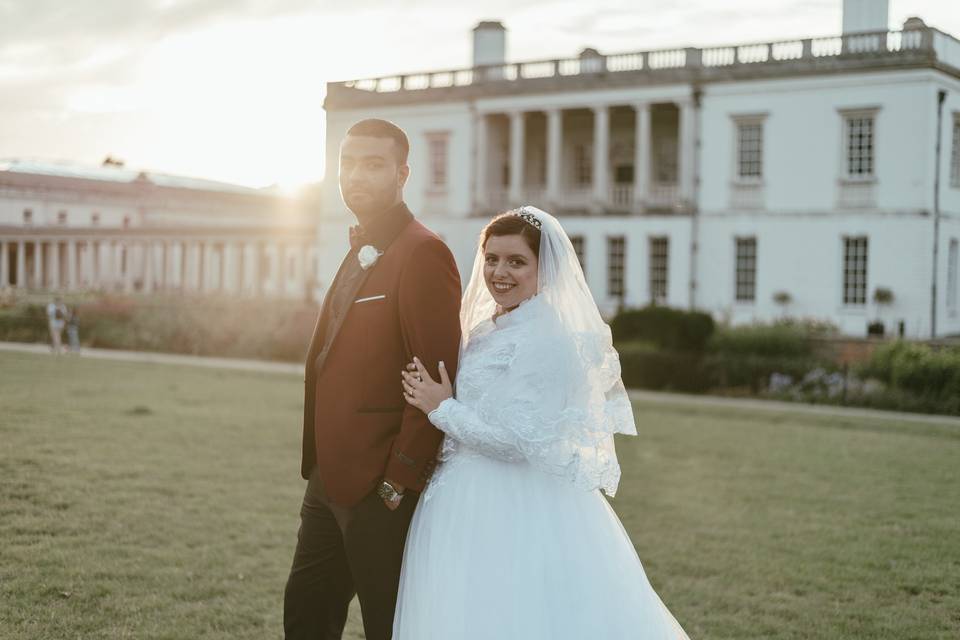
345,118,409,165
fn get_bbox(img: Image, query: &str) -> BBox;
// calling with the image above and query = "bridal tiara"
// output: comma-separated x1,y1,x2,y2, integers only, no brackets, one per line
511,207,543,230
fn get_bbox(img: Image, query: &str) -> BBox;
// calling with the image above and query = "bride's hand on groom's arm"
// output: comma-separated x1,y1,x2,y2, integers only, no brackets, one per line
401,356,452,416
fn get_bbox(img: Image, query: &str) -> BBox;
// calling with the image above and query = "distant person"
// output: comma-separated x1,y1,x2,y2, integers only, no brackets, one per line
66,305,81,352
45,297,67,354
283,118,462,640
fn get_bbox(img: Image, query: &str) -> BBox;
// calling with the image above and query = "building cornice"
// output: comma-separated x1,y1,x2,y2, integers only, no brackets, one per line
325,28,960,111
0,225,316,240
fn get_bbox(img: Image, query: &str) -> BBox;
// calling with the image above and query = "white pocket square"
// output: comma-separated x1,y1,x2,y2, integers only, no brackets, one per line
354,294,386,304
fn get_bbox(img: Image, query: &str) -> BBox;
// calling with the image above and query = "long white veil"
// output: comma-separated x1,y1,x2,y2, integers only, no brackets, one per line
458,206,637,495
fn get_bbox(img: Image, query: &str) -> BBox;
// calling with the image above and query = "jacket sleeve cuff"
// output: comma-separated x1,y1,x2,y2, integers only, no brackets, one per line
385,450,432,492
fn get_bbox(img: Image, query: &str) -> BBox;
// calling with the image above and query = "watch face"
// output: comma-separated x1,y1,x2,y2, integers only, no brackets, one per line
379,482,396,499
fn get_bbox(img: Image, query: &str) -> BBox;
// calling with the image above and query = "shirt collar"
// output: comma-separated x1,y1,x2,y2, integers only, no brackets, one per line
358,201,414,251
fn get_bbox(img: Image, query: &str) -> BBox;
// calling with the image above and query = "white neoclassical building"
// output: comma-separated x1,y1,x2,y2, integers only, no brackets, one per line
318,0,960,339
0,160,319,299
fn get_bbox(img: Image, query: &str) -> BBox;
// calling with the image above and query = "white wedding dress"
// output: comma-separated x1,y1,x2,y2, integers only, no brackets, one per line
393,287,691,639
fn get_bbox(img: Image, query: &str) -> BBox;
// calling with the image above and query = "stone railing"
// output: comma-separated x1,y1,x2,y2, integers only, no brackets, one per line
334,27,956,95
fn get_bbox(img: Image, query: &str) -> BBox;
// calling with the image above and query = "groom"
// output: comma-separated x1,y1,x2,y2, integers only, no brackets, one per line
284,118,462,640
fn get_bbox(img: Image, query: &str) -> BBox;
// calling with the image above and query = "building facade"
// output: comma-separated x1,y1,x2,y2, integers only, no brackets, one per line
319,4,960,338
0,160,319,300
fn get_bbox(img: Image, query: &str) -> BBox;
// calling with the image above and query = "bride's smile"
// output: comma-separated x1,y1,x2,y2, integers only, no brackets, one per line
483,231,539,311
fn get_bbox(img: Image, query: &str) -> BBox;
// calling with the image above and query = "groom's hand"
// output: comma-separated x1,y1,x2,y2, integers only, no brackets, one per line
402,356,453,415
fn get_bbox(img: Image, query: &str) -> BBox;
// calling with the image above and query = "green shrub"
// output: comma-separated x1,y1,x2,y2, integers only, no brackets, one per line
858,341,960,399
707,353,830,393
890,345,960,398
0,295,318,362
610,306,715,352
616,342,714,392
0,304,49,343
708,322,813,359
856,340,914,383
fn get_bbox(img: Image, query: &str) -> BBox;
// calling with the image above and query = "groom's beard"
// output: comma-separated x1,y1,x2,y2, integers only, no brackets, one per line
343,187,401,226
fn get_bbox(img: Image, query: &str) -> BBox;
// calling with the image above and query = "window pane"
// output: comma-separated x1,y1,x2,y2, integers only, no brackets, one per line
649,237,669,304
735,237,757,302
607,236,625,298
428,136,448,189
737,123,763,178
570,235,586,275
948,239,959,312
843,236,868,305
846,116,874,177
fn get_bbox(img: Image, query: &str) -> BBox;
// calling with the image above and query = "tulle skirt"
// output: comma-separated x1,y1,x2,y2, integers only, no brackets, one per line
393,451,691,639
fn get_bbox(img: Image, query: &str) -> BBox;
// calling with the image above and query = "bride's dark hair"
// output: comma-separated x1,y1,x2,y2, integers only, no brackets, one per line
481,211,542,255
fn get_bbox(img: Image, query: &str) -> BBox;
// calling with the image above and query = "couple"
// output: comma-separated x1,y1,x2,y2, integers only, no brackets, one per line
284,118,690,640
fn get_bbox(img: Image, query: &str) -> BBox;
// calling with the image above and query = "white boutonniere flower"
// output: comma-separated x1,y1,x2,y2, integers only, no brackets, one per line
358,245,384,270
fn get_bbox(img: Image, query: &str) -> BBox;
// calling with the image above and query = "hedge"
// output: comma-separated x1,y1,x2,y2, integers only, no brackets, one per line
610,306,715,352
0,296,318,362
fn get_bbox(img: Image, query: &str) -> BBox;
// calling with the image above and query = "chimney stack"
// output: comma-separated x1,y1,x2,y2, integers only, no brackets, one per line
842,0,889,34
473,21,506,68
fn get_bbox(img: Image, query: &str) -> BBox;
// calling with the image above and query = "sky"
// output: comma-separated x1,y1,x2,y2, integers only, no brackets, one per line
1,0,958,190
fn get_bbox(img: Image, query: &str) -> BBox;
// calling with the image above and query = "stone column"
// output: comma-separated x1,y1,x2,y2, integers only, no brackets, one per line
157,241,167,290
179,242,190,291
123,242,135,293
100,241,110,288
87,240,100,288
546,108,563,207
50,241,60,290
197,241,207,292
0,241,8,288
34,240,43,288
251,242,263,297
591,105,610,212
508,111,525,205
678,98,696,208
66,240,77,290
216,242,228,293
16,240,26,288
475,112,489,210
633,102,651,213
233,242,245,295
296,243,307,295
110,241,122,290
275,243,286,298
143,241,154,293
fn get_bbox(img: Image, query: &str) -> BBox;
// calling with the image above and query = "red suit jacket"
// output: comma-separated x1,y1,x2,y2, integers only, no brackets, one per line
301,203,462,507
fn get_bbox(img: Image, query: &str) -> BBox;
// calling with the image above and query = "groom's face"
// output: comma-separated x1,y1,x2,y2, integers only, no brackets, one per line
339,135,409,219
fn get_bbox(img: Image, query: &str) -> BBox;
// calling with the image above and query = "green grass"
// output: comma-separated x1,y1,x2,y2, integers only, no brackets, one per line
1,351,958,639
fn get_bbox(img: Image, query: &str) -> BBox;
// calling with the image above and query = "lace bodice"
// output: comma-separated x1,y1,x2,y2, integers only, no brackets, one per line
426,295,633,498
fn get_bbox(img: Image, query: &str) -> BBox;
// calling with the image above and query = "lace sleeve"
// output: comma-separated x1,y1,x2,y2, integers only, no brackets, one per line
427,398,525,462
475,325,630,495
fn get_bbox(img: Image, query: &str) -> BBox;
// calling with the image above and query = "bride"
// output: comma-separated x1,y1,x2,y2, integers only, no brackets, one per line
394,206,691,639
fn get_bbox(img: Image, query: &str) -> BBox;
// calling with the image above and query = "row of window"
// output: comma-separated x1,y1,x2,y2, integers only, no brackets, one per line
582,234,960,311
570,235,669,304
735,111,878,182
21,209,127,227
732,112,960,186
426,112,960,193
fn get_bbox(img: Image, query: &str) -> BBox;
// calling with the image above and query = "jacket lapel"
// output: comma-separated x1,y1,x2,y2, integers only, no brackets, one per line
311,257,374,376
304,254,351,377
306,203,415,377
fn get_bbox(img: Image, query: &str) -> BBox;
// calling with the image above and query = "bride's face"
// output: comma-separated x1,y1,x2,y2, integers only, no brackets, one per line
483,234,539,309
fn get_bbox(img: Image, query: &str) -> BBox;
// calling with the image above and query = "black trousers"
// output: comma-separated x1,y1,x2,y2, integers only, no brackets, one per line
283,467,417,640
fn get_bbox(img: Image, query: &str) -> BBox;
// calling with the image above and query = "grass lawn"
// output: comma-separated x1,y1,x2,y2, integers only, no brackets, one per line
1,350,958,639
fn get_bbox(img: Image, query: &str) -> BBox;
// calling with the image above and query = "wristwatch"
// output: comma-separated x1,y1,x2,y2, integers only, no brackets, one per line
377,480,404,505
